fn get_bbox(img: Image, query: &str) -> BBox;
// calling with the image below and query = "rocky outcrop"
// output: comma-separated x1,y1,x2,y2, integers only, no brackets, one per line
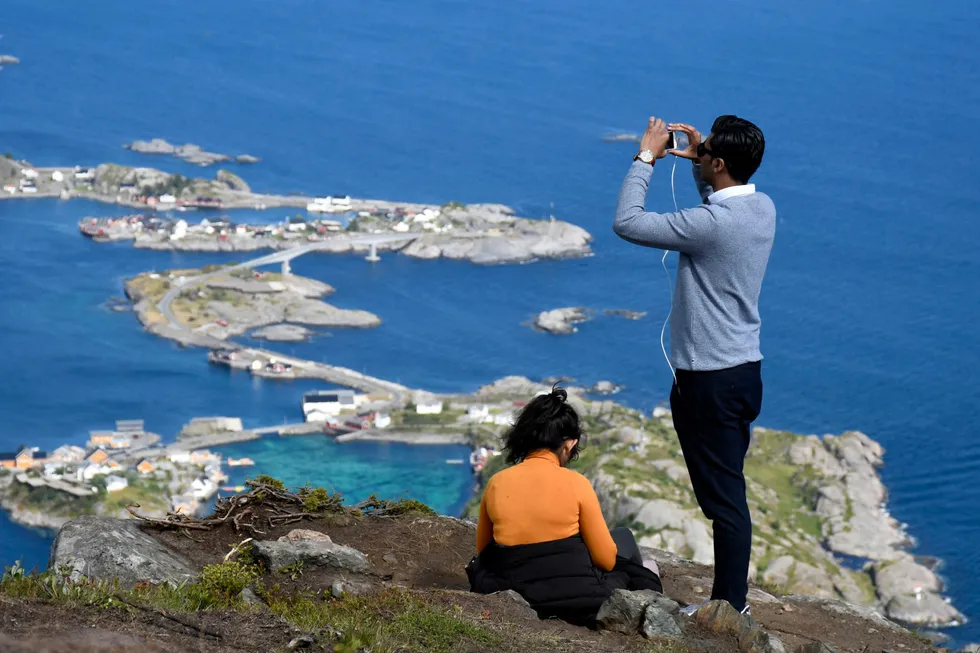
49,517,195,586
250,324,313,342
533,307,591,334
0,55,20,65
91,163,251,198
124,139,258,166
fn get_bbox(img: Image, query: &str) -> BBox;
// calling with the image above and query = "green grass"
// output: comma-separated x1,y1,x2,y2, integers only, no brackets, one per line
269,590,504,653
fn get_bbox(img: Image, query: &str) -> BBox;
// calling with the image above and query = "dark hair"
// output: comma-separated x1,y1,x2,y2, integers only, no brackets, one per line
709,115,765,184
503,386,585,465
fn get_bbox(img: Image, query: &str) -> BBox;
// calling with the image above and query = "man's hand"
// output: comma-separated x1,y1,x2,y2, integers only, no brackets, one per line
640,117,670,159
667,123,702,160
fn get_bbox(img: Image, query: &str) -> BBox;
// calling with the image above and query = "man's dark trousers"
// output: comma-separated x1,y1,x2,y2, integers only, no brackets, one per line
669,361,762,612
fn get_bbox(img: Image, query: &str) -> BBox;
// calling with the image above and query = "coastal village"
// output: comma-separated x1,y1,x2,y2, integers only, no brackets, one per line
0,420,228,529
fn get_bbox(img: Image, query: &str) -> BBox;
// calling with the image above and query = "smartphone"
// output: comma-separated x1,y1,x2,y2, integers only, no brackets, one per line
668,131,690,153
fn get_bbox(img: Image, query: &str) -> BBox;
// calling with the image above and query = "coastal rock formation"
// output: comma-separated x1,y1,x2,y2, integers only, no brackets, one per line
92,163,252,198
250,324,313,342
0,55,20,65
49,517,195,586
531,307,648,335
533,307,591,334
124,139,258,166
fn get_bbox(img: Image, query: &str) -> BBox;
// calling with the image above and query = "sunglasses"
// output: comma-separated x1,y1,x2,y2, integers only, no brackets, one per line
697,143,717,158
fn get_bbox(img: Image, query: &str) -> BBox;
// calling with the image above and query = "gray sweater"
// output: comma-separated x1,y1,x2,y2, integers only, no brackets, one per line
613,160,775,372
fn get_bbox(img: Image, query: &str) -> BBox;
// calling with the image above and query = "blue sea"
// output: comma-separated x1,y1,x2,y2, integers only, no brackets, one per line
1,0,978,642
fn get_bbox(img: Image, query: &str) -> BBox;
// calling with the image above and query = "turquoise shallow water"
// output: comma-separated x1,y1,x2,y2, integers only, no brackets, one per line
217,438,474,517
1,0,979,643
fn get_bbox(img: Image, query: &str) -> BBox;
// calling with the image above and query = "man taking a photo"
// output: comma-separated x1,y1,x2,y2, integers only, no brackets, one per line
613,115,775,614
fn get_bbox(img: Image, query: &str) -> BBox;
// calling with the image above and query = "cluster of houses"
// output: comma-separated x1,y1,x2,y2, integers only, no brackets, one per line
301,390,391,430
3,166,94,195
0,420,226,516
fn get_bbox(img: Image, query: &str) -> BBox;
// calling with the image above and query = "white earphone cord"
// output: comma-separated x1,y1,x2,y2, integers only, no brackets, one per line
662,156,679,389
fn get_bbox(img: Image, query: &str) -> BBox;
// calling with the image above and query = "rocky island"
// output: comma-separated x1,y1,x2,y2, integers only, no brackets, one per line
0,55,20,65
531,307,648,334
124,265,379,348
124,138,260,166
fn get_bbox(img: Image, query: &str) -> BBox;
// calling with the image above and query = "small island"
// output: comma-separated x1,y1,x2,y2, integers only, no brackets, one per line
124,138,260,166
0,55,20,66
531,307,648,334
124,265,379,348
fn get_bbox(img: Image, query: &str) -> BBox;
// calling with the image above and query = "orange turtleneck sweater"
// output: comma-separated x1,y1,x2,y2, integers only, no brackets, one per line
475,450,618,571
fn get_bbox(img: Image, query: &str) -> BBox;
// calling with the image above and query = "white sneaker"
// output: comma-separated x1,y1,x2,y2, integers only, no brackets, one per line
679,600,707,616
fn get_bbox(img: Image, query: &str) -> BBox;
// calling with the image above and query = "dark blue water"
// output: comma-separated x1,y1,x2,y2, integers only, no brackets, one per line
1,0,978,641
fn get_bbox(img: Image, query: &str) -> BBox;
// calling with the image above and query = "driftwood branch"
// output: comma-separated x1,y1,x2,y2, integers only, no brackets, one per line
114,594,223,639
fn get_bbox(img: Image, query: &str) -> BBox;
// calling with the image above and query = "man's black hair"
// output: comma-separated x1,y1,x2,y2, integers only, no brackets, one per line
502,386,586,465
710,115,765,184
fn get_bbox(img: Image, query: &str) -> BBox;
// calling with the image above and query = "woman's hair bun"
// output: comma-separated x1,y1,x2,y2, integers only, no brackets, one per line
550,385,567,403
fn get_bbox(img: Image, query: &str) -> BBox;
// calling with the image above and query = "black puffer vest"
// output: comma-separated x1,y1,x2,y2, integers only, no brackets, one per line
466,535,662,627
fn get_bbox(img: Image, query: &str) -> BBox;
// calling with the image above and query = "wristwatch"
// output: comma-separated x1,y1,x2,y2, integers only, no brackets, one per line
634,149,655,165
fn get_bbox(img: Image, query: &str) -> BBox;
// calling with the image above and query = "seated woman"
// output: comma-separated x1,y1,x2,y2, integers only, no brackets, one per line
467,386,662,626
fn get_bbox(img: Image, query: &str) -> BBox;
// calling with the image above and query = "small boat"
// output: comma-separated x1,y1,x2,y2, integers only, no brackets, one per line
221,485,246,493
445,458,465,465
227,457,255,467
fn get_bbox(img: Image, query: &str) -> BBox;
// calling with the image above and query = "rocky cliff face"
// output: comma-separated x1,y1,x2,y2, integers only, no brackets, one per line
586,409,963,629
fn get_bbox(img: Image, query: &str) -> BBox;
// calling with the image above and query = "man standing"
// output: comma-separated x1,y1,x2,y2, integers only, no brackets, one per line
613,116,775,613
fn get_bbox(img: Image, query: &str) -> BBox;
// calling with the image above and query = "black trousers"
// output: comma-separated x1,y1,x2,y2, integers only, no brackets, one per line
669,361,762,612
610,526,643,566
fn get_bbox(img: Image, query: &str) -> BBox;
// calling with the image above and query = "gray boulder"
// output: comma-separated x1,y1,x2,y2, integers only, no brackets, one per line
252,539,371,575
596,589,665,634
49,516,195,586
641,600,683,639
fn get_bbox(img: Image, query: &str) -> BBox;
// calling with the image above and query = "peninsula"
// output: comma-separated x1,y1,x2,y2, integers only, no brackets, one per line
1,154,592,265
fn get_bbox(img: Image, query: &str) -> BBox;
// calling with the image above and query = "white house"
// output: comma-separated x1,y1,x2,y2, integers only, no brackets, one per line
416,399,444,415
191,477,215,499
51,170,64,182
467,405,490,421
159,193,177,205
492,412,514,427
74,167,95,182
392,221,410,233
78,464,112,481
374,412,392,429
105,475,129,493
21,168,38,179
168,451,192,464
303,390,357,418
49,445,86,464
170,219,188,241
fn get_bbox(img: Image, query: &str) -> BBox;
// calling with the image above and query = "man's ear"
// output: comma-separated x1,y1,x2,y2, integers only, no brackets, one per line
712,157,726,174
